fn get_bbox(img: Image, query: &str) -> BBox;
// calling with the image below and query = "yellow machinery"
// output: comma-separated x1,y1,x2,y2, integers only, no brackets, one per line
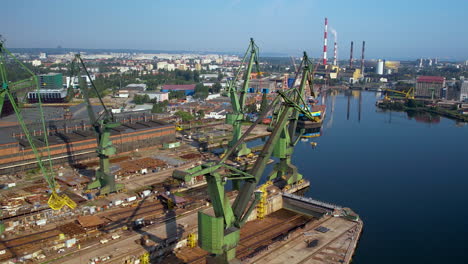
139,252,150,264
384,88,415,101
187,233,197,248
256,181,272,220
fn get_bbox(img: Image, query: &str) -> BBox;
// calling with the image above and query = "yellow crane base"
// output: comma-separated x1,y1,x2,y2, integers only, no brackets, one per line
48,191,77,210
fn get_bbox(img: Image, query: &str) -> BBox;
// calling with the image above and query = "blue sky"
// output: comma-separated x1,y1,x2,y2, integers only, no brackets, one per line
3,0,468,60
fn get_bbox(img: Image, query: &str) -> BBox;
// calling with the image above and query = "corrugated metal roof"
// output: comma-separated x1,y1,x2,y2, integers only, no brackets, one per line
162,84,196,91
417,76,445,83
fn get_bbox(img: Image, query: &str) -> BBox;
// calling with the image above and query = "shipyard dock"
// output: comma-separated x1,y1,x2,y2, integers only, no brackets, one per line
41,182,362,264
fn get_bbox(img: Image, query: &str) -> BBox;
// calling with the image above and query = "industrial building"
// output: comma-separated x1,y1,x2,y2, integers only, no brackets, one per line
0,114,175,174
27,73,68,103
125,83,147,92
415,76,446,99
459,80,468,102
376,59,384,75
27,89,68,103
248,78,276,93
38,73,63,90
136,91,169,102
161,84,196,95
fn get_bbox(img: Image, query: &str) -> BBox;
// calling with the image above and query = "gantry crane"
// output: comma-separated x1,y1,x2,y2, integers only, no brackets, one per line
173,53,316,263
0,43,76,228
225,38,261,157
383,88,415,101
68,55,124,196
268,52,316,187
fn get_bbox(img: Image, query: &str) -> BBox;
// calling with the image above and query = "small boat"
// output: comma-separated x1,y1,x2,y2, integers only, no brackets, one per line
301,132,321,138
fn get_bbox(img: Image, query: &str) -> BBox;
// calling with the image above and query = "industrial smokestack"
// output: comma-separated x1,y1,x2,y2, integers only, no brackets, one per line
360,41,365,74
333,41,337,66
330,28,338,66
349,41,354,68
323,17,328,65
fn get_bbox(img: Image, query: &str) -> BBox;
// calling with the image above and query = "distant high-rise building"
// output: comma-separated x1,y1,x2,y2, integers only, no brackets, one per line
415,76,445,99
39,52,47,59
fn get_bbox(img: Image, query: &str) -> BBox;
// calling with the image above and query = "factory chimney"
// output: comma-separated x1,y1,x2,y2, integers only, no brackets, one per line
349,41,354,68
360,41,365,75
323,17,328,65
333,41,337,66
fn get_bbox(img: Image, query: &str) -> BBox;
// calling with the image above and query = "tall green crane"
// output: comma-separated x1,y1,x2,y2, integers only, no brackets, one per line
0,42,76,220
68,55,124,196
173,54,316,263
268,52,316,187
225,38,261,157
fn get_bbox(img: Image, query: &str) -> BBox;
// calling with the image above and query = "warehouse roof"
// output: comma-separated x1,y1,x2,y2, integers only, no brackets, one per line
162,84,196,91
417,76,445,83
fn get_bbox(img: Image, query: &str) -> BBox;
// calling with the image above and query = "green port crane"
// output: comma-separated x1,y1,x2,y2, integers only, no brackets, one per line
268,52,316,188
172,52,316,264
225,38,261,157
68,54,124,196
0,42,76,222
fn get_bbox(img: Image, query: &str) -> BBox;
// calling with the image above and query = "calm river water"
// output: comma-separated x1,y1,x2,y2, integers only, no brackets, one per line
292,90,468,263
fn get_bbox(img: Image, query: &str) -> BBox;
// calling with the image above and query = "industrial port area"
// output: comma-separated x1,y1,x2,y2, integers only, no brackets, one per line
2,1,468,264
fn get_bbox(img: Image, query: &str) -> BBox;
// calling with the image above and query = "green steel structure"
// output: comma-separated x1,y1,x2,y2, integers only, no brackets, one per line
0,43,76,225
69,55,124,195
173,53,315,264
268,53,316,187
225,38,261,157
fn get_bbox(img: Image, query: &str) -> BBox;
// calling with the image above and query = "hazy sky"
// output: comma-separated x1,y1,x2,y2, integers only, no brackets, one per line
3,0,468,60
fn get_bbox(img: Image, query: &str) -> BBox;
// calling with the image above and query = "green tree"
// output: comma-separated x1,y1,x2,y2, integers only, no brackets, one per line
133,94,150,104
169,90,186,99
175,111,194,122
196,109,205,120
151,100,168,113
193,70,200,82
211,82,222,93
194,83,209,100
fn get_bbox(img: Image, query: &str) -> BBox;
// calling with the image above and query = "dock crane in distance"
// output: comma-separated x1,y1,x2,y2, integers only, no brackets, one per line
0,43,77,219
173,53,316,264
225,38,261,157
268,52,316,188
68,54,125,196
383,88,415,101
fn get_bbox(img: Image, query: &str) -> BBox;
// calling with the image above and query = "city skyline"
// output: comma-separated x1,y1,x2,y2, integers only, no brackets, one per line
3,0,468,60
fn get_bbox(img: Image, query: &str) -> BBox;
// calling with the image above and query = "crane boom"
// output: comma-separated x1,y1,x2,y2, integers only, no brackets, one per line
384,88,415,100
225,38,261,157
172,52,316,263
69,55,124,195
0,43,76,213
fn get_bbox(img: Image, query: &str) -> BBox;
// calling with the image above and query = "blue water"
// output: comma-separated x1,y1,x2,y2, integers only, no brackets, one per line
293,91,468,263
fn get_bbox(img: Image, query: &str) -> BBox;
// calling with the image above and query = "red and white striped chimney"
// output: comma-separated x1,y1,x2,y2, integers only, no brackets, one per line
333,41,337,66
323,17,328,65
